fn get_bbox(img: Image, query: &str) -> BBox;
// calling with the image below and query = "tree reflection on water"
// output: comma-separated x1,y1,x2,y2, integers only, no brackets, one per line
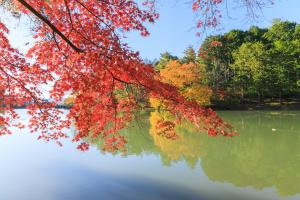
89,110,300,196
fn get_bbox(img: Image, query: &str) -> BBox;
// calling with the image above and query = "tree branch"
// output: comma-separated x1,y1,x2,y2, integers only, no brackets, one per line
16,0,83,53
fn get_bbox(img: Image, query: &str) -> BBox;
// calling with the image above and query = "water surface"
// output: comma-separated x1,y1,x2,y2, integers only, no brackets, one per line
0,110,299,200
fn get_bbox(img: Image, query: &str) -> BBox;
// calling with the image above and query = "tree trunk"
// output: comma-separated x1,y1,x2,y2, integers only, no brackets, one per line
257,91,261,105
241,87,244,102
279,90,282,105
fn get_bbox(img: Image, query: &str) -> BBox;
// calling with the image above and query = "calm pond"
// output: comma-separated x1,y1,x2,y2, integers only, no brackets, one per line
0,109,299,200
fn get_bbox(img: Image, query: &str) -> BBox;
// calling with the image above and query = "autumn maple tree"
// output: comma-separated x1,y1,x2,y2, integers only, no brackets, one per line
0,0,274,150
159,60,212,106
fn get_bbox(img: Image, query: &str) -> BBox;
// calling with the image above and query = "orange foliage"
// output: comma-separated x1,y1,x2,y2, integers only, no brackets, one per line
160,61,198,88
64,95,75,105
182,85,212,106
160,60,212,106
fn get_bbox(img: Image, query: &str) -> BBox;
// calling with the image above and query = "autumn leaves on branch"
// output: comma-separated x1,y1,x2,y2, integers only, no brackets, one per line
0,0,274,150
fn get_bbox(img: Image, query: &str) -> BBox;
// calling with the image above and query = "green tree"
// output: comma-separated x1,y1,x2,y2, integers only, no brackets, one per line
154,52,178,71
181,46,196,64
264,20,300,99
231,42,269,103
200,20,300,104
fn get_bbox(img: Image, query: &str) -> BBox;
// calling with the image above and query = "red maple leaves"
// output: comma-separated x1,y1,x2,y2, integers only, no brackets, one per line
0,0,236,151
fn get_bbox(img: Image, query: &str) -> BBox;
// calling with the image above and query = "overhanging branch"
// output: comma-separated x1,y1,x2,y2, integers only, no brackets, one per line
16,0,83,53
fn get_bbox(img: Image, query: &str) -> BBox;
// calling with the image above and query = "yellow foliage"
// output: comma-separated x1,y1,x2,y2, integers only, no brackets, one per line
182,86,212,106
149,111,203,163
160,60,198,88
159,60,212,106
64,95,75,105
149,97,164,109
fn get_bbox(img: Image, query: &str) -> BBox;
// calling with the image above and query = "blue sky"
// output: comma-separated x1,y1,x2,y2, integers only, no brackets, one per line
3,0,300,60
126,0,300,60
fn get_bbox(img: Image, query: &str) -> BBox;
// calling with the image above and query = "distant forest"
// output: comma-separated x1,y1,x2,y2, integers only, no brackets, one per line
151,19,300,107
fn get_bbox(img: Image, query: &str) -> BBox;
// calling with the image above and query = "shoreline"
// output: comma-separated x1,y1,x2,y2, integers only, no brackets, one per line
10,99,300,111
210,98,300,111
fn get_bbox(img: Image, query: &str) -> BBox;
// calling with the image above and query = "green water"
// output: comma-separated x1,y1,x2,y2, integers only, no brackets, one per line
0,110,299,200
91,110,300,198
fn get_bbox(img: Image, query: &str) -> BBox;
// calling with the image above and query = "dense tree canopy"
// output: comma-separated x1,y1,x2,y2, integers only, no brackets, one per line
197,19,300,104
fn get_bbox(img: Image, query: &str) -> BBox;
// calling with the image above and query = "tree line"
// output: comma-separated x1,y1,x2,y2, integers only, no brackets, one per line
152,19,300,106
